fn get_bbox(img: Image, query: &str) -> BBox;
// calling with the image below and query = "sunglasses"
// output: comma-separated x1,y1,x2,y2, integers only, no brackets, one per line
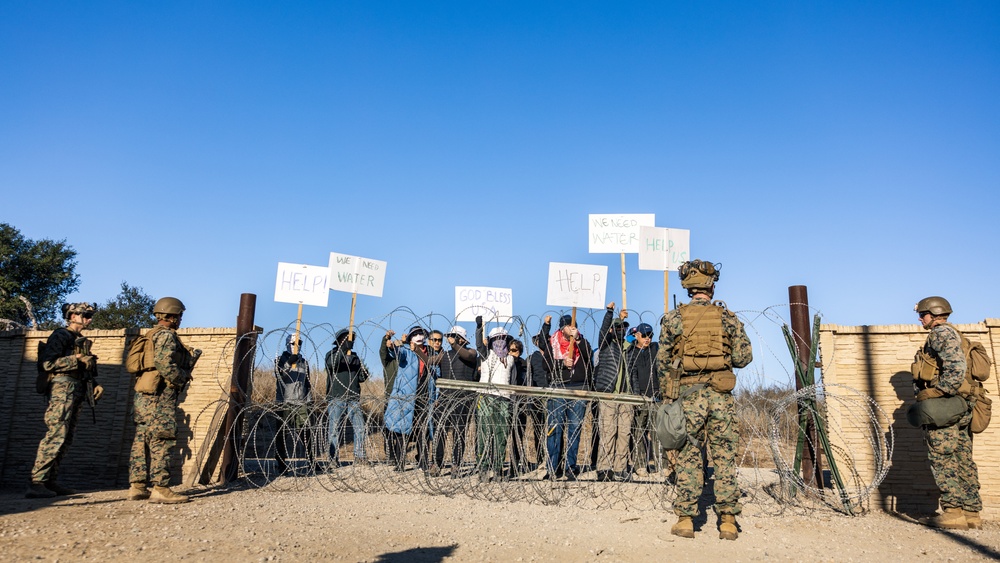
429,337,443,342
81,312,94,319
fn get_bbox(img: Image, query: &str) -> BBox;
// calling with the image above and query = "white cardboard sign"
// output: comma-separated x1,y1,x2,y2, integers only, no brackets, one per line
274,262,330,307
328,252,387,297
455,286,513,322
638,227,691,272
588,213,656,253
546,262,608,309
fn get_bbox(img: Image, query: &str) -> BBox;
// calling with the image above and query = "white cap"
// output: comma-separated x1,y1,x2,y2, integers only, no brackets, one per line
446,326,467,339
488,327,509,339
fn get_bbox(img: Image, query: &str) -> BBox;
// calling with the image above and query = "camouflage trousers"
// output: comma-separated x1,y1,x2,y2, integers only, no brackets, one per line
30,379,85,483
925,416,982,512
673,385,741,517
130,387,179,487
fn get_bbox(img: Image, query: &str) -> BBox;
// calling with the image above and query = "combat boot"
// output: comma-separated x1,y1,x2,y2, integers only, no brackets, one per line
719,514,739,540
671,516,695,538
149,486,190,504
127,483,151,501
25,482,57,499
964,511,983,530
925,507,967,530
44,481,77,496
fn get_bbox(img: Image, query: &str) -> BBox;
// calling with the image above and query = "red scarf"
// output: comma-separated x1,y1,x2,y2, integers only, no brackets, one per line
551,331,580,365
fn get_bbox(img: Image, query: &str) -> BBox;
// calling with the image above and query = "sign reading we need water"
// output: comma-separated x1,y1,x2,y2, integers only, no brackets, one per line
638,227,691,272
274,262,330,307
546,262,608,309
328,252,387,297
455,286,513,322
588,213,656,253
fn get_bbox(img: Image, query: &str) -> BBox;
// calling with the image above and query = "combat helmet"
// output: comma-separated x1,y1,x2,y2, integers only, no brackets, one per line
61,302,96,319
914,296,952,317
153,297,186,316
679,260,720,291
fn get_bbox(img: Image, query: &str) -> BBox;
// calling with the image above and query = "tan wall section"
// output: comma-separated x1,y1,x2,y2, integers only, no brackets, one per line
820,319,1000,519
0,327,239,490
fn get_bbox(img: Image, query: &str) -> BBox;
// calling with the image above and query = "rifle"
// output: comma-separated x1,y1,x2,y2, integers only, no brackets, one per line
75,337,98,423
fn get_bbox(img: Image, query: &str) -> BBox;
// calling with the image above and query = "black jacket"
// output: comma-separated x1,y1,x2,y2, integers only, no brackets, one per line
626,342,660,398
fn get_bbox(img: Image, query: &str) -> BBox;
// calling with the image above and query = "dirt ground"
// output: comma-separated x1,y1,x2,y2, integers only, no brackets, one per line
1,481,999,563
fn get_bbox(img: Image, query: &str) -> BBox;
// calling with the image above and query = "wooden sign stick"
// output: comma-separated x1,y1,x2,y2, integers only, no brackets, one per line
621,252,627,311
347,292,358,354
291,302,303,369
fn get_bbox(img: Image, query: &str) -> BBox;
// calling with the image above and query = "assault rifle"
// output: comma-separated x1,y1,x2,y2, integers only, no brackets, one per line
75,337,98,424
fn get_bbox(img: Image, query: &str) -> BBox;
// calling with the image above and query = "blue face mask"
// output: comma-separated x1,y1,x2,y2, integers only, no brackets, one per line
625,333,636,345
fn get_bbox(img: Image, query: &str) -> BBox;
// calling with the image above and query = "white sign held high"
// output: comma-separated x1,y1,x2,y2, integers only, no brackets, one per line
328,252,387,297
455,286,513,322
588,213,656,253
546,262,608,309
638,227,690,272
274,262,330,307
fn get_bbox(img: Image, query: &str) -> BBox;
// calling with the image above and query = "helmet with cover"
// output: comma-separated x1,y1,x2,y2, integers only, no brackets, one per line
679,260,721,291
62,302,96,319
914,296,952,317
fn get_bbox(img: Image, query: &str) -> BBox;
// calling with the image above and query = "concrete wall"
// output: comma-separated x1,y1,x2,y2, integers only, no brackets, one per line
0,327,239,490
819,319,1000,519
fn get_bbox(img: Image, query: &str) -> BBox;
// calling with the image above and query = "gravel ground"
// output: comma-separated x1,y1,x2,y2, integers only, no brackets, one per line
1,484,998,562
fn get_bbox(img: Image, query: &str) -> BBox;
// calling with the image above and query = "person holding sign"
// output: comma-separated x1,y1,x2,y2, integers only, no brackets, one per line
475,319,516,482
325,329,370,468
657,260,752,541
274,334,314,474
593,303,632,482
543,314,595,481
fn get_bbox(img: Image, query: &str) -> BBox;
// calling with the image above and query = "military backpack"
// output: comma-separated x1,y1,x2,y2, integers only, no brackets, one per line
911,323,994,432
126,326,166,374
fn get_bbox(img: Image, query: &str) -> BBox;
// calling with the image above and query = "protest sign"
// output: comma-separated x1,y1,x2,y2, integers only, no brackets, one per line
546,262,608,309
638,226,690,271
274,262,330,307
588,213,656,253
455,286,513,322
328,252,387,297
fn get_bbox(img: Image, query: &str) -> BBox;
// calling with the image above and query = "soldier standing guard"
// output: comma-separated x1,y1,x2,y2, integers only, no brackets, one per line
127,297,200,503
912,296,983,529
657,260,753,540
26,302,104,498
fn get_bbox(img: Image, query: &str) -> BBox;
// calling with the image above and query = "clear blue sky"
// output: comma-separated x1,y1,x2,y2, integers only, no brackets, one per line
3,2,998,384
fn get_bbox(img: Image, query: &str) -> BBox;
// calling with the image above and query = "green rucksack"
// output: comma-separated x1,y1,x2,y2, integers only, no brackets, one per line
654,384,705,451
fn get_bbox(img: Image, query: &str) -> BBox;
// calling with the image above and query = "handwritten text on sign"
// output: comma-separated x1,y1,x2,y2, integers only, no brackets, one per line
546,262,608,309
274,262,330,307
588,213,656,253
637,227,691,272
455,286,513,322
328,252,387,297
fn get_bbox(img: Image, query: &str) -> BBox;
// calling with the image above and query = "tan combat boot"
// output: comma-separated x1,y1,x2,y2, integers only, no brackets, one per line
127,483,151,501
925,507,967,529
149,486,190,504
964,511,983,530
25,482,57,499
671,516,695,538
719,514,739,540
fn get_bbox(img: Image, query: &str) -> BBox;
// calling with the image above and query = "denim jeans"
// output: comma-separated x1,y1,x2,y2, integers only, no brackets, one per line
545,397,587,474
328,398,366,461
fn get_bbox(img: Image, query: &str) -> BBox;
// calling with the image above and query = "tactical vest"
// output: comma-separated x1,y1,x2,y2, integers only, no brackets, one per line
678,302,731,373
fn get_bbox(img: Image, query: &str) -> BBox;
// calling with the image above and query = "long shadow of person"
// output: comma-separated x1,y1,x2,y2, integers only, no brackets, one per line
375,544,458,563
879,370,939,518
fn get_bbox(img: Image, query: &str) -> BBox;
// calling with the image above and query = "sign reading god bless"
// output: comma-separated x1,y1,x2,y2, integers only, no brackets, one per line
588,213,656,253
637,226,691,272
274,262,330,307
455,286,513,322
546,262,608,309
328,252,387,297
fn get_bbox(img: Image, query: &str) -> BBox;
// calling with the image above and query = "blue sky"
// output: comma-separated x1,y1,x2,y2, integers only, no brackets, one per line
3,2,998,384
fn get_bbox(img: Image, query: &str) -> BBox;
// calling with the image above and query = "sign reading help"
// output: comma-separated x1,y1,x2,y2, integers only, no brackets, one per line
327,252,387,297
546,262,608,309
274,262,330,307
637,227,690,272
588,213,656,253
455,286,513,322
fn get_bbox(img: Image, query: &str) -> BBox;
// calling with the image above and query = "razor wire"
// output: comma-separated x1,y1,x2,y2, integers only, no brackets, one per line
187,304,893,514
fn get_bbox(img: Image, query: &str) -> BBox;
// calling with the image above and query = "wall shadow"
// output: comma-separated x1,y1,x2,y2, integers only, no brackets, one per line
879,370,939,517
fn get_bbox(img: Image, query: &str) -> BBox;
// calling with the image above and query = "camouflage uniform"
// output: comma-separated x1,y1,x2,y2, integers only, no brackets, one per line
30,328,92,484
657,297,753,518
920,325,982,512
130,327,193,487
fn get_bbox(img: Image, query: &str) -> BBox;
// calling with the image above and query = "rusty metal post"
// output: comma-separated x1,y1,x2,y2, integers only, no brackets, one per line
789,285,823,488
220,293,257,482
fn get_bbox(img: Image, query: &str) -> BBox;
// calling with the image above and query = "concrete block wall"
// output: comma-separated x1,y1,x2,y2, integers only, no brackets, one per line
0,327,239,491
819,319,1000,519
